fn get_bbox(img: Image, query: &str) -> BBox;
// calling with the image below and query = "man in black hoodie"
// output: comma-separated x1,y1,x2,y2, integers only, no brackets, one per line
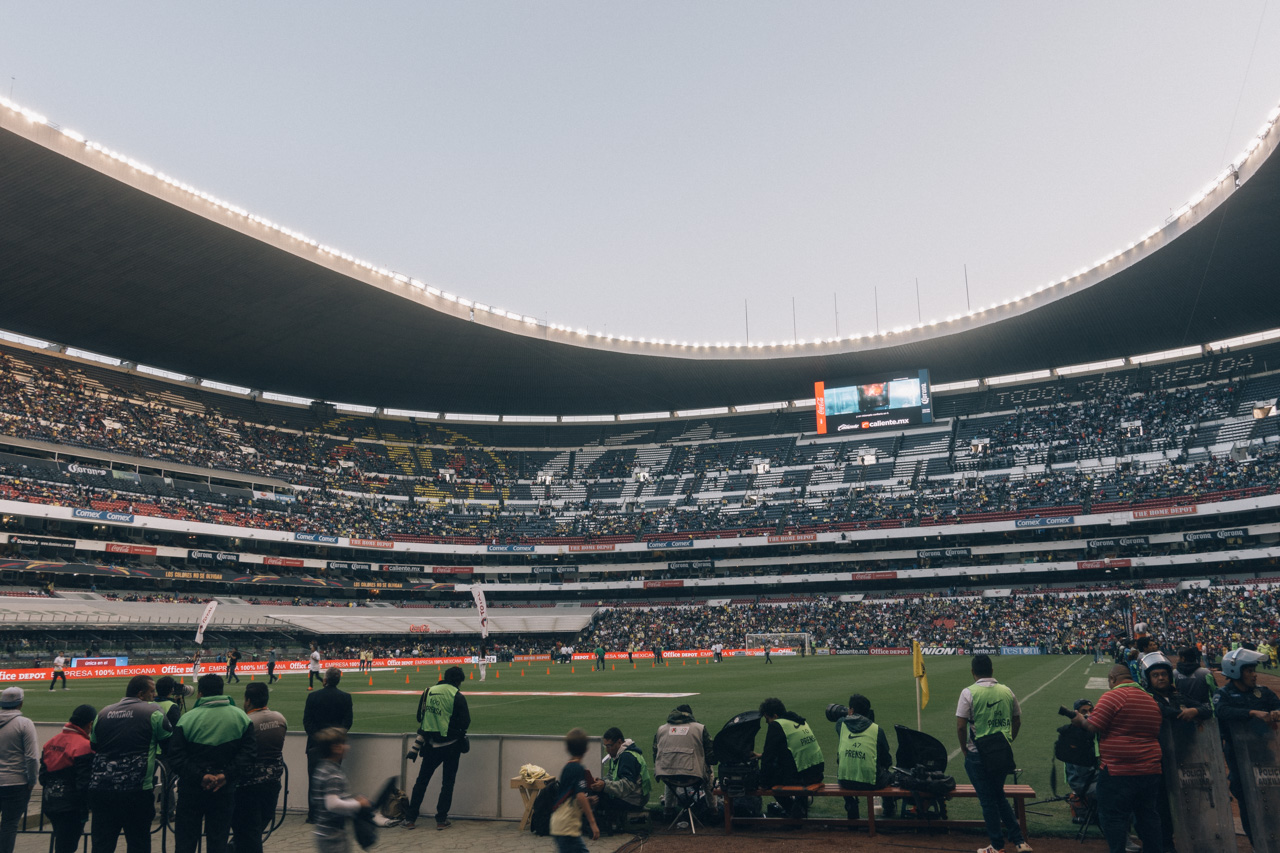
756,698,824,819
833,694,893,821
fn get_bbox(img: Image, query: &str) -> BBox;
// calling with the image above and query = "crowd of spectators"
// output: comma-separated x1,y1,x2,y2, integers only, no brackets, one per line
1,445,1277,547
580,583,1280,656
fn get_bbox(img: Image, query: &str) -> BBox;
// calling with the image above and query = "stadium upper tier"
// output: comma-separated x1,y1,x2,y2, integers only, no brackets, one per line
0,336,1276,549
1,99,1279,415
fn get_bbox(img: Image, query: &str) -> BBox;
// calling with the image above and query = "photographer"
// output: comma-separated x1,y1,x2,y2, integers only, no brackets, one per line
155,676,190,728
829,694,893,821
1068,664,1162,853
756,698,823,819
956,655,1030,853
405,666,469,831
1056,699,1097,823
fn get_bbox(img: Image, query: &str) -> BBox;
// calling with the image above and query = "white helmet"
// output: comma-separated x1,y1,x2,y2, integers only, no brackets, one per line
1140,652,1173,679
1222,648,1268,680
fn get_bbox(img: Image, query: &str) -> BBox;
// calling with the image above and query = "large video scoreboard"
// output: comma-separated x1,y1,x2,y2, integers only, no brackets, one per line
814,369,932,434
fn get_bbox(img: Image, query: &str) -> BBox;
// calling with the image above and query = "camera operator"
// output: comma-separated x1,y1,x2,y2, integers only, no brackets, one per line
405,666,469,831
828,695,893,822
1214,647,1280,847
1068,664,1163,853
1057,699,1097,823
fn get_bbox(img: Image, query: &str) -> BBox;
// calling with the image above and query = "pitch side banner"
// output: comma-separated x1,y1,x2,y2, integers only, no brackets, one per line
486,545,535,553
568,543,616,553
999,646,1043,655
667,560,714,571
71,508,136,524
768,533,817,544
0,655,485,683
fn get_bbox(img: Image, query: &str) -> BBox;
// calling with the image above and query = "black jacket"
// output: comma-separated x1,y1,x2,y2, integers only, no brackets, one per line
1214,680,1280,754
1174,662,1216,705
303,685,354,749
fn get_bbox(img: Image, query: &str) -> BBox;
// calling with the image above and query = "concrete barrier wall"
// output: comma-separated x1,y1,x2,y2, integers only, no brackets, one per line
33,723,599,821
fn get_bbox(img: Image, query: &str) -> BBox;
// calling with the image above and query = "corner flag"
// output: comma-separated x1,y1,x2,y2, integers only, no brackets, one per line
912,639,929,718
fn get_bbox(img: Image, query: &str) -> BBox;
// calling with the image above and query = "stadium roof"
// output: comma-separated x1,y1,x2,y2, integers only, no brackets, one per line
1,100,1278,417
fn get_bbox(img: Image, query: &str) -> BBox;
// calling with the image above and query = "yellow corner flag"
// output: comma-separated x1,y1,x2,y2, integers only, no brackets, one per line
912,640,929,710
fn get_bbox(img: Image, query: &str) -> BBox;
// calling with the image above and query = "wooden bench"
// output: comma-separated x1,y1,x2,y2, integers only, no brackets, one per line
718,782,1036,837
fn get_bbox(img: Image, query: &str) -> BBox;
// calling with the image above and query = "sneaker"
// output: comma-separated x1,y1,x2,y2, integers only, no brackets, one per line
766,802,786,818
435,820,451,831
402,822,416,830
977,847,1004,853
1015,844,1034,852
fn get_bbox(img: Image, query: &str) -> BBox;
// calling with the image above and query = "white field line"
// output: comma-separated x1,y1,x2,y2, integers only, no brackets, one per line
947,654,1087,762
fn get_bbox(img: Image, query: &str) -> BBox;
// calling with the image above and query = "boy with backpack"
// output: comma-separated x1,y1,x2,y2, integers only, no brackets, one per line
550,729,599,852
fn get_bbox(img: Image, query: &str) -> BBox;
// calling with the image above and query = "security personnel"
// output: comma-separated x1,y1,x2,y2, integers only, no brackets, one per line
405,666,470,831
834,694,892,821
1215,647,1280,847
757,698,824,819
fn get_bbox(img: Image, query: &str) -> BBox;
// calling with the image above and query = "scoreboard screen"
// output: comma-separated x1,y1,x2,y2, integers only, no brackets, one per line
814,369,932,434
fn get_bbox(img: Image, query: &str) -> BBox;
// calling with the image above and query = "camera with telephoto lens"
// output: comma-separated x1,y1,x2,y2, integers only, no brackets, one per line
825,703,849,722
1057,706,1077,720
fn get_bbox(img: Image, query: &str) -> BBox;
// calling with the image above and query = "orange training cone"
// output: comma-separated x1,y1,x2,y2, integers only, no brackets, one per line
611,664,615,671
495,670,499,679
368,675,372,686
571,666,575,674
469,671,474,680
405,675,410,684
521,669,525,677
633,663,636,670
546,667,550,675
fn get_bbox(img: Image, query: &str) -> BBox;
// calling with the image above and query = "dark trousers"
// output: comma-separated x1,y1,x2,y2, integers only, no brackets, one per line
0,784,29,853
267,663,276,683
50,671,67,689
48,811,86,853
231,780,280,853
964,751,1025,851
836,779,895,820
306,747,320,821
407,741,462,824
173,781,235,853
89,789,155,853
1096,769,1162,853
226,664,239,683
309,670,321,688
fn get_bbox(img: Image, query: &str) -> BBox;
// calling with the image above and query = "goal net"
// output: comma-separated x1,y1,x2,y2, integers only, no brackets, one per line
744,632,812,656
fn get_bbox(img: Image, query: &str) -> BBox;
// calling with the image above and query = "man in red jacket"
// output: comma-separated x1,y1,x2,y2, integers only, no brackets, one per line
40,705,96,853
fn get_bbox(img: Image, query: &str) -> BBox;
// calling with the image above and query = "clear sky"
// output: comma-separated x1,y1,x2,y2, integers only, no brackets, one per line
2,3,1277,347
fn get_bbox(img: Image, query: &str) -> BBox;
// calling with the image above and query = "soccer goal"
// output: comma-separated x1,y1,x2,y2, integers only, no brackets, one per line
745,632,812,656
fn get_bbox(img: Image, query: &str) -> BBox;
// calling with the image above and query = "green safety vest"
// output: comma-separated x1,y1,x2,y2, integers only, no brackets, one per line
776,718,824,774
606,748,654,799
420,683,457,737
969,682,1016,740
836,721,879,785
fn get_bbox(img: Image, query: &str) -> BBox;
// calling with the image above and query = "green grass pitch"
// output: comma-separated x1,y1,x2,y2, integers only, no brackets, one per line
25,654,1108,835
